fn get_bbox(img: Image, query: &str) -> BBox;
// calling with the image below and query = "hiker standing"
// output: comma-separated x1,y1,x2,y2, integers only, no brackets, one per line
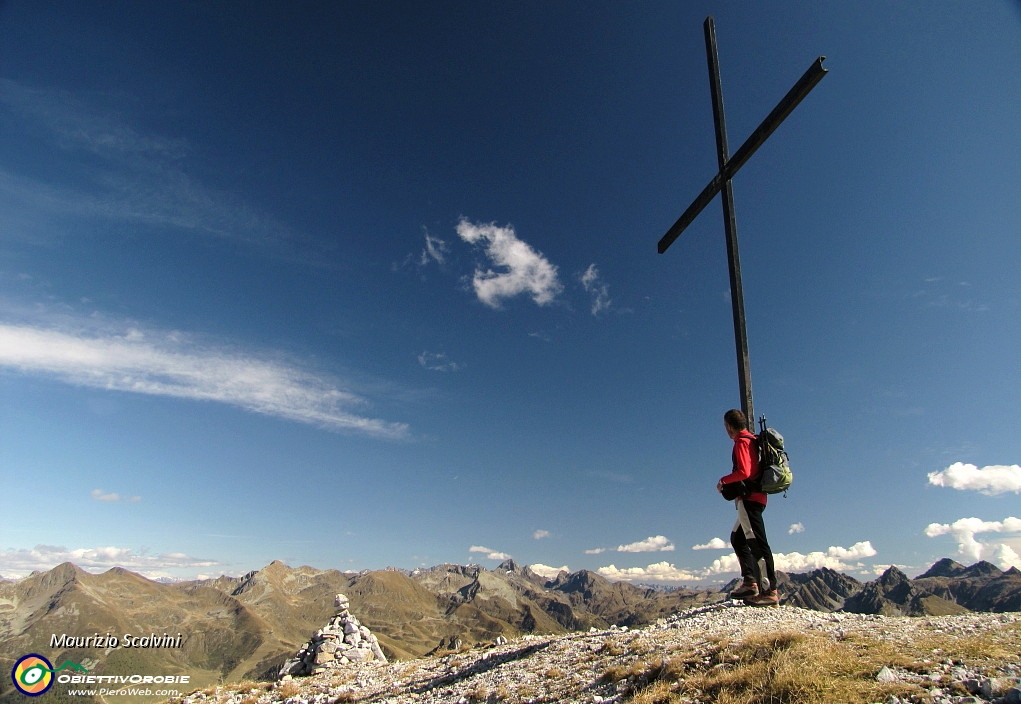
717,408,778,606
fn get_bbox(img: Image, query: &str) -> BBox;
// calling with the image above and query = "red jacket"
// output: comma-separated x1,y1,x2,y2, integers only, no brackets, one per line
720,430,766,506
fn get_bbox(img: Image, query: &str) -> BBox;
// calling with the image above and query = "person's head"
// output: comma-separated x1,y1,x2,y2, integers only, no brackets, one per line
723,409,748,437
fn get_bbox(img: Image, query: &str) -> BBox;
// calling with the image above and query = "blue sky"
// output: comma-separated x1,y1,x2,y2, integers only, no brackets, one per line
2,1,1020,585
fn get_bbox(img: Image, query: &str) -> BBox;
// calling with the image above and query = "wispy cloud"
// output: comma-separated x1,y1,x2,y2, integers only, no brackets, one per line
0,544,222,580
91,489,141,503
469,545,511,561
789,523,806,534
580,264,612,315
0,79,309,257
928,462,1021,495
533,530,551,540
0,319,408,438
418,351,462,372
925,516,1021,563
420,232,449,267
456,219,562,308
908,278,989,312
0,79,188,161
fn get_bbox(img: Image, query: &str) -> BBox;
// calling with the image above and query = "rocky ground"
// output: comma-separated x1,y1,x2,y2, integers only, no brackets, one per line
171,603,1021,704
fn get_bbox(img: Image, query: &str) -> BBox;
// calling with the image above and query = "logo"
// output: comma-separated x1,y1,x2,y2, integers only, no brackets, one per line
11,654,88,696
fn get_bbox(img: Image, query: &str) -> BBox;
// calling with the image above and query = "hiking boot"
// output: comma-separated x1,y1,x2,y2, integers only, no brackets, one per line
744,589,779,607
729,581,758,600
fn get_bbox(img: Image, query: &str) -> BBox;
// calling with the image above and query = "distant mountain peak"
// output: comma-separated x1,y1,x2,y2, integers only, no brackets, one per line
917,558,966,579
878,565,909,587
37,561,87,588
961,560,1002,579
554,569,593,586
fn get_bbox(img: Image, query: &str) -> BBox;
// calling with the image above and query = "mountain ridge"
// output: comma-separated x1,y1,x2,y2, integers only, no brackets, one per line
2,558,1019,702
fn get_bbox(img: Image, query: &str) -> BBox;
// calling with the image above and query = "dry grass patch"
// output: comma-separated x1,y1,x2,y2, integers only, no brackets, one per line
682,630,918,704
603,656,680,686
621,621,1021,704
274,680,300,698
599,637,630,657
882,620,1021,670
202,680,273,696
621,627,978,704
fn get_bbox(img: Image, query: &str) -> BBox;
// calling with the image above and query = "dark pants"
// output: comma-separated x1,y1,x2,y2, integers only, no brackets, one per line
731,499,776,590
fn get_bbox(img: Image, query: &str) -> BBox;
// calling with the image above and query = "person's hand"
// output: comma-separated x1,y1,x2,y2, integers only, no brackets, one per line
716,480,724,493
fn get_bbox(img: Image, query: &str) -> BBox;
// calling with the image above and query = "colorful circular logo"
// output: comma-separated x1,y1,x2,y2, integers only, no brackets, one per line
11,654,54,696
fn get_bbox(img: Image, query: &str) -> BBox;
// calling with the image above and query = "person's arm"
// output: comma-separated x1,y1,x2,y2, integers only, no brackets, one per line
719,436,756,485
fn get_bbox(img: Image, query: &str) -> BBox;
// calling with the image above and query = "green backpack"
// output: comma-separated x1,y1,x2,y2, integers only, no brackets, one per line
756,416,792,496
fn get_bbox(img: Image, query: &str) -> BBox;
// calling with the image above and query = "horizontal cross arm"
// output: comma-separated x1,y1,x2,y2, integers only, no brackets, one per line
658,56,828,254
727,56,828,183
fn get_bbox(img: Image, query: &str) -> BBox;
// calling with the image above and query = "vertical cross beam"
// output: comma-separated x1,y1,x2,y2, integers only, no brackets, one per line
658,17,827,431
704,17,754,428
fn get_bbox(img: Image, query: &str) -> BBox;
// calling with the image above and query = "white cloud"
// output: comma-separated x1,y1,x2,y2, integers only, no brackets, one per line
0,544,222,580
993,544,1021,570
580,264,612,315
597,541,877,585
0,320,408,438
528,563,569,579
703,553,741,575
924,516,1021,562
418,351,462,372
704,541,878,576
91,489,141,503
928,463,1021,495
692,537,729,550
586,535,675,555
617,535,675,553
597,561,703,583
789,523,805,534
469,545,511,561
823,542,878,560
533,530,551,540
456,219,562,308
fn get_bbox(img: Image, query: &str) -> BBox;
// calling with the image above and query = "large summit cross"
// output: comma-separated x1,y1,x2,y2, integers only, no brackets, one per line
658,17,827,429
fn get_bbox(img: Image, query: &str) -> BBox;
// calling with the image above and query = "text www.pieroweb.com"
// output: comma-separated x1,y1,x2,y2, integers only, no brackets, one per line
59,674,190,697
67,687,183,697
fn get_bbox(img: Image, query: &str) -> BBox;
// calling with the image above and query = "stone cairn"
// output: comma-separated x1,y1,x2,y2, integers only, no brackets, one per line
278,593,387,679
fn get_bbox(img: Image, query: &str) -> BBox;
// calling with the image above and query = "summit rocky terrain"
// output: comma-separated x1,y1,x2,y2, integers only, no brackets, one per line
183,605,1021,704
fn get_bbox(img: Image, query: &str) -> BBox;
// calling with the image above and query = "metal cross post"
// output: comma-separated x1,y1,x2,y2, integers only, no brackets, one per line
658,17,827,430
